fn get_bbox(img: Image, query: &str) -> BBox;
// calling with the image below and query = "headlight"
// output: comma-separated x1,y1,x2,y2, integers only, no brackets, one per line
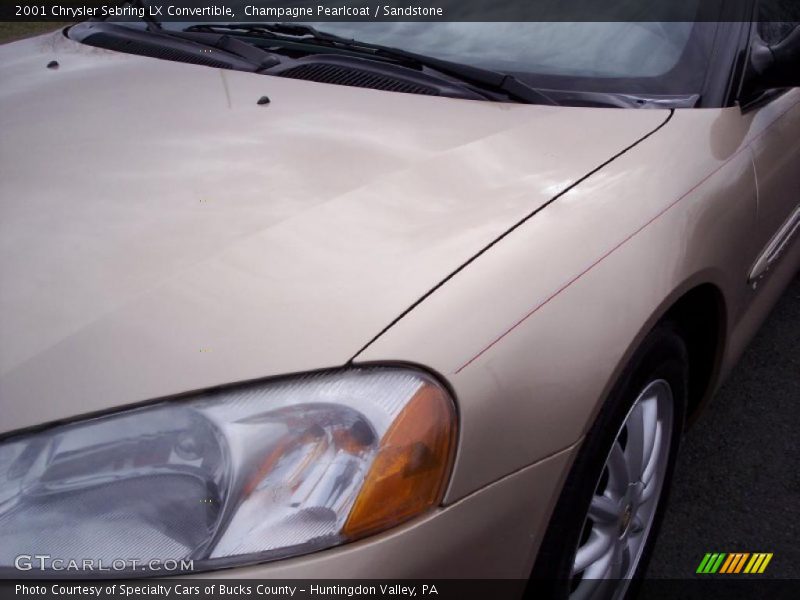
0,368,456,574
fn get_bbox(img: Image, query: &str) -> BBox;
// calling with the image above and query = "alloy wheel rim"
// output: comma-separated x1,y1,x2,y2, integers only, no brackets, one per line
569,379,674,599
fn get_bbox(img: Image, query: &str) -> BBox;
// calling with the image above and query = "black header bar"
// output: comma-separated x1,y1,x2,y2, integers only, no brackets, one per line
2,0,800,23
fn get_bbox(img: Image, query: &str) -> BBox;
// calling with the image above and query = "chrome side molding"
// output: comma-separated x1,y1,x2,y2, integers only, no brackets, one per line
749,205,800,287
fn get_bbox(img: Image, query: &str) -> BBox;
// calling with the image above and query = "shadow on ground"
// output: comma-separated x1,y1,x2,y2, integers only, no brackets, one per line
648,274,799,578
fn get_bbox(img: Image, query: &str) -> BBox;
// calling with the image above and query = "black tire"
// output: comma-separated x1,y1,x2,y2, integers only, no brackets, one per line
528,325,689,599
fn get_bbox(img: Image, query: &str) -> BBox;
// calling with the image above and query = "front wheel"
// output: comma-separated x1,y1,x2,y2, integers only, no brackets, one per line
530,326,688,599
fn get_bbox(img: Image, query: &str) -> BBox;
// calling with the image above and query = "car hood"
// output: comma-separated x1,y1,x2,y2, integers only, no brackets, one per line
0,31,669,433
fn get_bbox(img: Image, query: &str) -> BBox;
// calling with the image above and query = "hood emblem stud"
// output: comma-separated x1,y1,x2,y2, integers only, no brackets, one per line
257,95,271,106
46,60,60,70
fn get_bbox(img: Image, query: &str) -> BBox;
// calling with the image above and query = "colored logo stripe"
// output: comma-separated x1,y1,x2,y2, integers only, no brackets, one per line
697,553,726,573
696,553,713,573
697,552,773,574
744,553,774,574
719,553,749,573
719,554,736,573
731,552,750,573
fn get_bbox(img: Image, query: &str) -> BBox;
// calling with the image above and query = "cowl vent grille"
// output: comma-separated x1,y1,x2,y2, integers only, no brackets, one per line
83,34,235,70
278,64,439,96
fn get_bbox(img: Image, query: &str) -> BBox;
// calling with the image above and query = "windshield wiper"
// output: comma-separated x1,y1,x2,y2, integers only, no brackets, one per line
185,23,558,106
543,90,701,109
71,20,280,73
170,30,281,70
95,3,279,70
187,23,354,45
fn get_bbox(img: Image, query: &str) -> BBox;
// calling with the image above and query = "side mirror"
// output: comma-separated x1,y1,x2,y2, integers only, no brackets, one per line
750,24,800,89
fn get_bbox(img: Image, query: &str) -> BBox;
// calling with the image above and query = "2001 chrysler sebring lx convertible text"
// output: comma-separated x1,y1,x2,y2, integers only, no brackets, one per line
0,4,799,599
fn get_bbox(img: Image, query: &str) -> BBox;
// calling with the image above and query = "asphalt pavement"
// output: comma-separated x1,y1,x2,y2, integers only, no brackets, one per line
647,273,799,578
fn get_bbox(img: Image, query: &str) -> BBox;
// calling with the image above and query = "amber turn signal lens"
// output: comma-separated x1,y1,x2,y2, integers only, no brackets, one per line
343,382,456,538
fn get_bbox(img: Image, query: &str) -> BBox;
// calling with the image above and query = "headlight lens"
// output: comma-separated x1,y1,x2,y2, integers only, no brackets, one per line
0,368,456,573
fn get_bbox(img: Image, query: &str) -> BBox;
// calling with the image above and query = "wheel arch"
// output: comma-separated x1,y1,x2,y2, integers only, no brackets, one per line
596,275,730,433
659,283,728,423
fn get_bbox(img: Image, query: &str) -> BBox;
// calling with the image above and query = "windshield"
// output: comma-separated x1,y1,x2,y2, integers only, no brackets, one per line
301,22,698,79
158,20,715,98
99,0,720,103
196,0,715,97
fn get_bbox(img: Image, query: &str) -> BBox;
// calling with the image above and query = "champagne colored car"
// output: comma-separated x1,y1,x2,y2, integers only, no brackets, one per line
1,9,798,599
